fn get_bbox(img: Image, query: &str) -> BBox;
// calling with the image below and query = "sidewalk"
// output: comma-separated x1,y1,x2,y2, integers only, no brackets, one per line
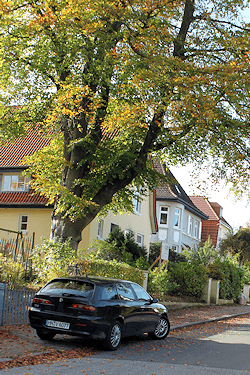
1,303,250,370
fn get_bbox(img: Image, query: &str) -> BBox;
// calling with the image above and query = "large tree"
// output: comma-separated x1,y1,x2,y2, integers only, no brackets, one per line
1,0,250,251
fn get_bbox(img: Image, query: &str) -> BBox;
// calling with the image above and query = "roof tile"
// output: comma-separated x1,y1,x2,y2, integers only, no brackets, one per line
0,128,51,167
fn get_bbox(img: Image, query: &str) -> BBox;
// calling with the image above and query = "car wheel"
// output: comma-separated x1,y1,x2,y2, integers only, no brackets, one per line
103,321,122,350
150,316,170,340
36,329,56,341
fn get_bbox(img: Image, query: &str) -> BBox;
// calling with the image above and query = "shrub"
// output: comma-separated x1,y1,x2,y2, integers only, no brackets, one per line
183,238,218,266
169,249,187,264
0,254,26,289
148,242,161,265
31,238,76,282
106,227,148,263
147,266,169,296
218,258,245,300
86,227,150,269
75,259,145,286
167,262,208,298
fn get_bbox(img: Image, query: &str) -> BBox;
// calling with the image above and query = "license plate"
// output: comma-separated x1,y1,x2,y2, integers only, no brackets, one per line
46,320,70,329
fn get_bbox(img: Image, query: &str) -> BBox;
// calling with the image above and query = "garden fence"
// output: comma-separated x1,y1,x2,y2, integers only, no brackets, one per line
0,283,36,326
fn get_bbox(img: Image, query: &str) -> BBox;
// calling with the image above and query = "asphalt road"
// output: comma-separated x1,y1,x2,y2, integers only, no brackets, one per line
2,315,250,375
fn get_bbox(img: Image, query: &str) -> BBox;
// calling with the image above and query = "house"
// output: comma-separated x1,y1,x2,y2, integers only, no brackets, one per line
0,129,157,253
0,128,53,245
189,196,232,248
150,161,208,252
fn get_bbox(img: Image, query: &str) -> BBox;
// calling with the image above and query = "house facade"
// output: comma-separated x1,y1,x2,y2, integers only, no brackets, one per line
189,196,232,248
0,129,157,252
150,161,208,252
0,129,52,245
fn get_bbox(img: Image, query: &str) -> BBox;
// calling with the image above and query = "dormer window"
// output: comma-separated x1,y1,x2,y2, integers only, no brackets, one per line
2,174,28,192
175,185,181,195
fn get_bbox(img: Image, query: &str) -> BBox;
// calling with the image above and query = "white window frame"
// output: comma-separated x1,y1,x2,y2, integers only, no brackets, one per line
174,208,181,228
172,245,179,253
136,233,144,247
133,187,141,215
159,206,169,227
124,228,134,239
19,214,28,234
188,216,194,236
97,219,104,239
194,220,199,239
2,174,28,192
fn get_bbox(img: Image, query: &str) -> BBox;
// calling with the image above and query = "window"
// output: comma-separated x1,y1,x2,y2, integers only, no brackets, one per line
159,206,168,226
116,283,135,301
194,220,199,239
136,233,144,247
131,283,151,301
110,223,119,233
175,185,181,195
172,245,179,252
20,215,28,234
188,216,194,235
124,228,134,238
133,187,141,214
97,219,104,239
2,174,28,191
174,208,181,228
101,285,118,300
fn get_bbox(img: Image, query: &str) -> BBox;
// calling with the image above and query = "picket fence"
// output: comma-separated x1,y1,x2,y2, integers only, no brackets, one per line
0,283,36,326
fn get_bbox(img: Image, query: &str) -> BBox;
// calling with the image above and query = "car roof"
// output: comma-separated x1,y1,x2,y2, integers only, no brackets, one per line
50,275,133,286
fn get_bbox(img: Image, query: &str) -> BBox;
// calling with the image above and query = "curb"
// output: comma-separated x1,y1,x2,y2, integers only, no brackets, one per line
170,310,250,331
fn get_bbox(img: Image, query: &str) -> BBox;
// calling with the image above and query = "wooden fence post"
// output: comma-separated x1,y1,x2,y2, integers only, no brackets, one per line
0,283,6,326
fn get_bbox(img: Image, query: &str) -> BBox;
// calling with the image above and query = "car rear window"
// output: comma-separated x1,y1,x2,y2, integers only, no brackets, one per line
41,280,94,298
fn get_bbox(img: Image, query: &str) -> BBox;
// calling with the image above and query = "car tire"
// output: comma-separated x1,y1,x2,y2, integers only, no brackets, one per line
36,329,56,341
103,321,122,350
149,316,170,340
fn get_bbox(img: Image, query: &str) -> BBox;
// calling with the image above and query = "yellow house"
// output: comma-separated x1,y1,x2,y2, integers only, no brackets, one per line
0,129,157,253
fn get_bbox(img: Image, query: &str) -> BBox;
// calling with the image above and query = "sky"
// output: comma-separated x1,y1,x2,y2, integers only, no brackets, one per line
171,165,250,231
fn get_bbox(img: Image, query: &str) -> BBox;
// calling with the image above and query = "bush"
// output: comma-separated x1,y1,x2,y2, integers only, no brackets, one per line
169,249,187,264
31,238,76,282
167,262,208,298
183,238,218,266
218,259,245,301
75,259,145,286
147,266,169,296
148,242,161,265
0,254,26,289
86,227,149,269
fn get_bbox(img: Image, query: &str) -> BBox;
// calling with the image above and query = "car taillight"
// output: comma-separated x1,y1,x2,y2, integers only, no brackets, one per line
70,303,96,311
32,297,52,305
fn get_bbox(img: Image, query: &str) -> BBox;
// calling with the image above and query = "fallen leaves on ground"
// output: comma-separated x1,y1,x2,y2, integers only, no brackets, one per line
0,347,96,370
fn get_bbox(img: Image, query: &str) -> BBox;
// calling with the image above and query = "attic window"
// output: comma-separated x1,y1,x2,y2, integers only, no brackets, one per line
2,174,28,192
175,185,181,195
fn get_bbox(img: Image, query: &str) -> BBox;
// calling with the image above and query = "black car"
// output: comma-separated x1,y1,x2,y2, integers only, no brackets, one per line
29,276,170,350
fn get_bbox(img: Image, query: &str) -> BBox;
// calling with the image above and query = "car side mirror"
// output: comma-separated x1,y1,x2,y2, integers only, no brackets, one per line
151,297,158,303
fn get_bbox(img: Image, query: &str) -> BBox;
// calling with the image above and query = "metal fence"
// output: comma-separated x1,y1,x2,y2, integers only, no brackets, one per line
0,283,36,326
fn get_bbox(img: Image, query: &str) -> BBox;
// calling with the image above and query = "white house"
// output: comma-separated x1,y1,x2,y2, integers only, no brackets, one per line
150,161,208,252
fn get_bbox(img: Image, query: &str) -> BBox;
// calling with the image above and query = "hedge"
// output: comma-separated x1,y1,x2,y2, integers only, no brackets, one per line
76,259,145,285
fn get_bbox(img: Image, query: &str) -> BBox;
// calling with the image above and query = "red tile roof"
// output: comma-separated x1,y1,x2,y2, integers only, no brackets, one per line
0,128,52,167
189,196,219,220
0,190,49,205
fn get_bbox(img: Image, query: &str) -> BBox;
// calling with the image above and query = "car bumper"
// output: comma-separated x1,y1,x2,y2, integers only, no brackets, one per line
28,307,107,340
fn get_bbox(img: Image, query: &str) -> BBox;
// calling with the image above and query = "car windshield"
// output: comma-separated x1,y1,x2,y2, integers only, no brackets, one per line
41,280,95,298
